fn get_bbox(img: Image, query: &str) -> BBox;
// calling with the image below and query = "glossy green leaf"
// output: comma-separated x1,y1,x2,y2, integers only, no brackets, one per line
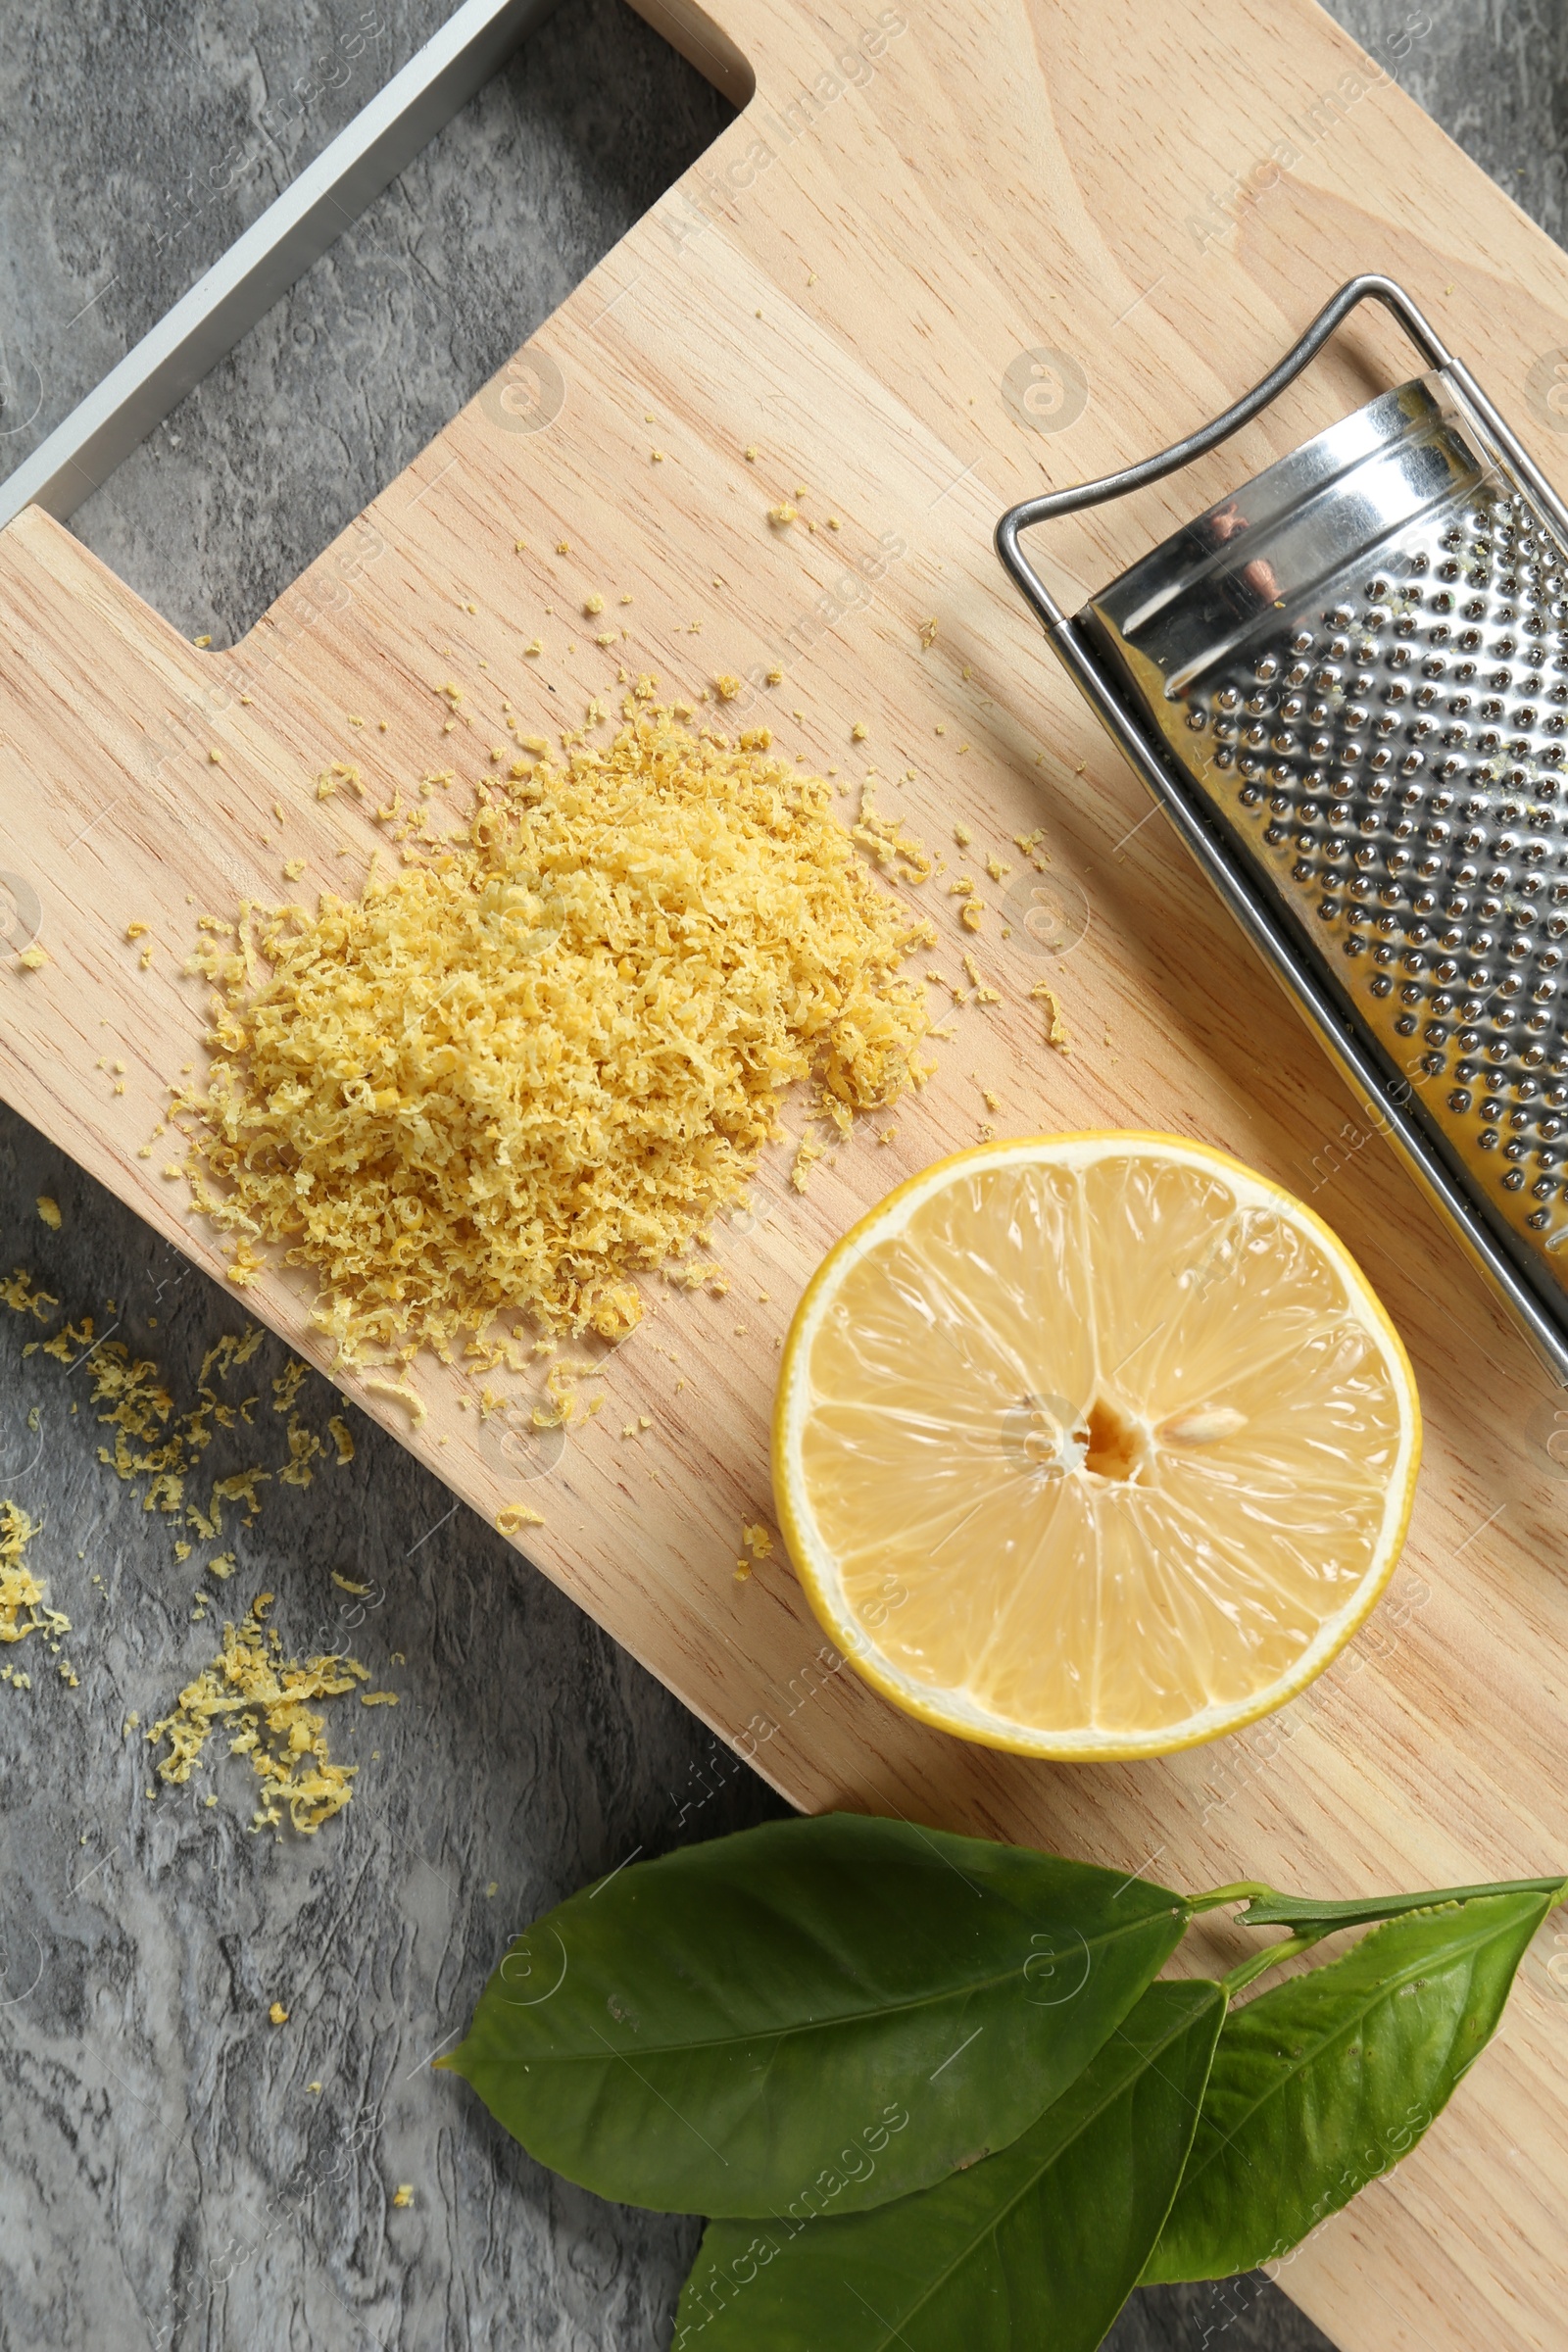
673,1977,1224,2352
1145,1888,1556,2282
1236,1875,1565,1934
443,1812,1189,2216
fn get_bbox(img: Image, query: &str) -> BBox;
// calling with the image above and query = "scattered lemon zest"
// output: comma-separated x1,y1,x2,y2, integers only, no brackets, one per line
364,1379,426,1429
497,1501,545,1534
792,1133,825,1192
1030,979,1071,1053
0,1267,58,1321
0,1500,71,1666
148,1593,369,1833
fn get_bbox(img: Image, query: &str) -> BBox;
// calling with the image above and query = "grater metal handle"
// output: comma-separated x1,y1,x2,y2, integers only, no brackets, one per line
996,274,1453,629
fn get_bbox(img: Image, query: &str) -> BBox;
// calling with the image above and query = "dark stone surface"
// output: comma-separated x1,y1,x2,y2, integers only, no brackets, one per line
0,1,1555,2344
0,0,735,647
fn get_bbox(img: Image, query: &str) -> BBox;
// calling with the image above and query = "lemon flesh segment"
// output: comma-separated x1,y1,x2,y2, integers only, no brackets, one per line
775,1135,1421,1760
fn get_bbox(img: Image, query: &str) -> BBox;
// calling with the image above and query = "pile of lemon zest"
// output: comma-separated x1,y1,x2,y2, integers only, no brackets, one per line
176,715,933,1360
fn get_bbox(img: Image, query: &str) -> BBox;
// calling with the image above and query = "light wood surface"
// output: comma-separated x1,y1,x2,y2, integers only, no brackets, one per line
4,2,1568,2341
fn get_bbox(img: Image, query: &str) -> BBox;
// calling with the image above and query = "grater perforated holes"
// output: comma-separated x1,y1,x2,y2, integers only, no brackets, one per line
1123,443,1568,1259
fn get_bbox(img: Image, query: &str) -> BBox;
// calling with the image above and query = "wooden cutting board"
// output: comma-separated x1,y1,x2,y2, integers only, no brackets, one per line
5,1,1568,2341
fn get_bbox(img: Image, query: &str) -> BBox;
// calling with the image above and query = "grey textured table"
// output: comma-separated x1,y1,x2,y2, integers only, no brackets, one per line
0,4,1557,2346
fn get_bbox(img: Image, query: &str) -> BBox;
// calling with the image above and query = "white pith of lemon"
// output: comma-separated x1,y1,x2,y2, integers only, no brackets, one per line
772,1133,1421,1761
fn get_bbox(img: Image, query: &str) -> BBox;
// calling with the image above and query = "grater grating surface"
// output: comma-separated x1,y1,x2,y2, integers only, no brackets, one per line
997,276,1568,1380
1092,376,1568,1264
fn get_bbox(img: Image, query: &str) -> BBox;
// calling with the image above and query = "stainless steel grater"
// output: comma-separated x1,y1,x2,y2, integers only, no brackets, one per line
997,273,1568,1385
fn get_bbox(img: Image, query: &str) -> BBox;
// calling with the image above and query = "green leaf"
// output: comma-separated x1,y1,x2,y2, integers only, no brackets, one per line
443,1812,1188,2217
1236,1876,1566,1933
673,1978,1223,2352
1144,1887,1555,2282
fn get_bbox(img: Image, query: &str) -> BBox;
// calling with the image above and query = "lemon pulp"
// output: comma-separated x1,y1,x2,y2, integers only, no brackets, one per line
773,1134,1421,1760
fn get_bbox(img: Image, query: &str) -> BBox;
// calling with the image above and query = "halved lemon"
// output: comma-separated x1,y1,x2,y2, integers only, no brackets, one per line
773,1133,1421,1760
